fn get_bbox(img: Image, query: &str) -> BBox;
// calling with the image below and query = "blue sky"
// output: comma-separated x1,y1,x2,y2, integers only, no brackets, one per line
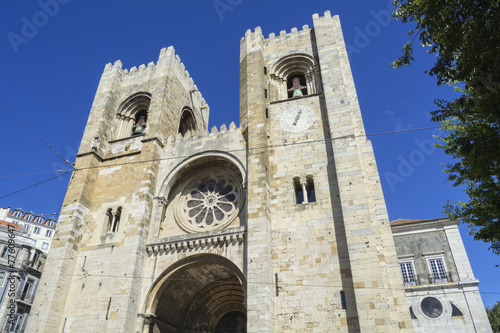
0,1,498,307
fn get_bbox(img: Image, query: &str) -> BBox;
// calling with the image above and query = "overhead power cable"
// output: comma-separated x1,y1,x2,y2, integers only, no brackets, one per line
0,171,72,200
27,268,500,297
0,124,442,199
366,125,441,136
70,125,444,173
0,169,74,179
0,101,74,168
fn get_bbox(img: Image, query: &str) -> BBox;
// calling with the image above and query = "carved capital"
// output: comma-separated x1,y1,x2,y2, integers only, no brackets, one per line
155,196,168,207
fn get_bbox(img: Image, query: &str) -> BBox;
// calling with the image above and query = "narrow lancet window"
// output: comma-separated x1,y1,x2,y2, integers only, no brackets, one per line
112,207,122,232
294,176,316,204
106,209,113,232
293,177,304,204
178,108,196,136
340,291,347,310
106,207,122,233
306,175,316,203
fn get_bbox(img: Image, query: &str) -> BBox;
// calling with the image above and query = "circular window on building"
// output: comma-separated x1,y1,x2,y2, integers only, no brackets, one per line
175,169,243,233
420,297,443,318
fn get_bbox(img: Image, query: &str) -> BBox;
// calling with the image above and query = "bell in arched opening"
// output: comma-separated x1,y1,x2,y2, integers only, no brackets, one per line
132,110,148,135
287,75,307,98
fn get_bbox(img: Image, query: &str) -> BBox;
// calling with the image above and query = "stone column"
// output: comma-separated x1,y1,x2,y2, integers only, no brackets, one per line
301,181,308,204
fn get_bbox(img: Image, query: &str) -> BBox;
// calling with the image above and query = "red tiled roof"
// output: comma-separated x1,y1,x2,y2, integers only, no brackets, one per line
0,220,21,230
390,217,452,227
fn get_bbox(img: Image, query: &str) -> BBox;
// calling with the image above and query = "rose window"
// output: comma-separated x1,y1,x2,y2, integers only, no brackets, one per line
175,170,243,233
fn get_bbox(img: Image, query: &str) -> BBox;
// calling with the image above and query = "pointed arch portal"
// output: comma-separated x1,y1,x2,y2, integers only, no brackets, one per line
144,255,246,333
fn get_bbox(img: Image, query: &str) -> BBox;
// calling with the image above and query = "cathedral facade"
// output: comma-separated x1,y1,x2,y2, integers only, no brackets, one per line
25,11,490,333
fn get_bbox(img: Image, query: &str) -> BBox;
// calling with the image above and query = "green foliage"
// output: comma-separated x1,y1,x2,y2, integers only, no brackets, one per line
392,0,500,254
487,301,500,333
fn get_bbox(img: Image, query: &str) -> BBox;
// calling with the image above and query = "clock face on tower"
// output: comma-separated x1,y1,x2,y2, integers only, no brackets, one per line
280,105,315,133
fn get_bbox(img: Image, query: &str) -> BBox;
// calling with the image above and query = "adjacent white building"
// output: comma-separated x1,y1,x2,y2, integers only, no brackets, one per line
0,208,56,333
391,217,492,332
0,208,57,254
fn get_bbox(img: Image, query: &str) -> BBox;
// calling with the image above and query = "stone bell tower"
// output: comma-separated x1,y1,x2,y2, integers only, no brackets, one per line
28,11,413,333
26,46,210,332
240,11,413,332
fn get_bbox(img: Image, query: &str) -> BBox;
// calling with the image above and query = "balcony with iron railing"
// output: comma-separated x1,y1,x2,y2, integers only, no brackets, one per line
16,292,35,305
22,260,42,272
402,274,420,287
428,272,453,284
402,272,454,288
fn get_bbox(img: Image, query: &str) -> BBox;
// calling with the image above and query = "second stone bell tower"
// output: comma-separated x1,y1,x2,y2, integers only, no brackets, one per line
27,10,413,333
239,10,413,332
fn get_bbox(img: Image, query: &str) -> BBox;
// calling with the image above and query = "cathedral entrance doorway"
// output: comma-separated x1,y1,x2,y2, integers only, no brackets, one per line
144,255,246,333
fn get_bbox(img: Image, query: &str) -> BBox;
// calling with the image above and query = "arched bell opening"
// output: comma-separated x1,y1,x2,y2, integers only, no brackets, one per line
143,255,246,333
269,53,321,101
178,108,197,136
115,92,151,139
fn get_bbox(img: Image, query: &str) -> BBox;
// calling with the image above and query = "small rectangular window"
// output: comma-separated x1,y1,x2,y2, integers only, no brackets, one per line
340,291,346,310
265,108,269,119
34,227,40,234
428,258,449,283
0,271,6,287
42,242,49,250
0,247,8,259
5,313,25,332
264,89,268,99
399,262,417,286
264,66,267,75
46,230,52,237
32,253,40,268
22,278,36,302
24,224,30,231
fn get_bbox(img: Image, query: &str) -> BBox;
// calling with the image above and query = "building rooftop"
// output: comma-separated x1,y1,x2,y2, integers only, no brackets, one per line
390,217,452,227
3,207,57,228
0,220,22,230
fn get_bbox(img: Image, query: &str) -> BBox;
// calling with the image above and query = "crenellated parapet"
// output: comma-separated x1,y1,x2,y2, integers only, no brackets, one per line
79,46,210,156
164,121,240,148
239,11,334,48
264,24,311,44
100,46,208,114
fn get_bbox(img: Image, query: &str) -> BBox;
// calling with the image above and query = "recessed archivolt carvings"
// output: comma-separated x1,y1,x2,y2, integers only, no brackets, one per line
115,92,152,139
157,151,246,201
141,254,247,331
269,53,321,101
152,152,246,235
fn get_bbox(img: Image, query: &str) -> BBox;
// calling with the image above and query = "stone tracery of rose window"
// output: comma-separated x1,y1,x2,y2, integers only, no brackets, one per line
175,170,243,233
